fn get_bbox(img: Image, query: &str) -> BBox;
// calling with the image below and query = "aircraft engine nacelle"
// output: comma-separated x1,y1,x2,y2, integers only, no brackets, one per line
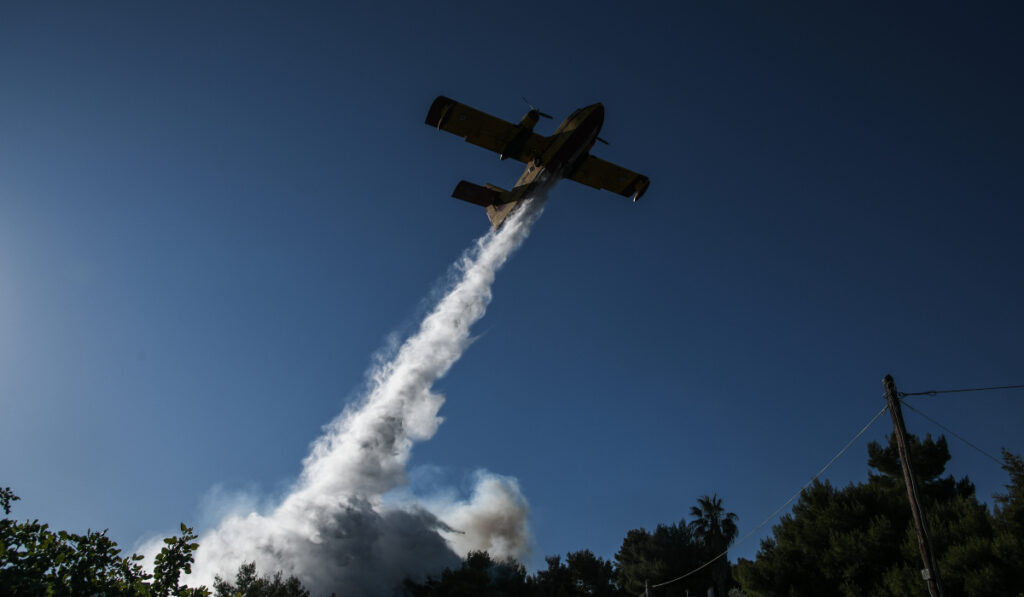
499,110,545,160
518,110,542,131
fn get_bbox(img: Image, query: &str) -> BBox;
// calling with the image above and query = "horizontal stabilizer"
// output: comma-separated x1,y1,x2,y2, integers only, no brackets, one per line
452,180,501,207
450,180,521,229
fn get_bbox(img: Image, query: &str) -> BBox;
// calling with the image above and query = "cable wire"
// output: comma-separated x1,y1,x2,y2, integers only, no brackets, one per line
900,384,1024,397
646,403,890,593
901,400,1004,467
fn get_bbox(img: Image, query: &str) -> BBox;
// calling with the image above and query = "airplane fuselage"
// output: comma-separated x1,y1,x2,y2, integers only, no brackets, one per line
514,103,605,191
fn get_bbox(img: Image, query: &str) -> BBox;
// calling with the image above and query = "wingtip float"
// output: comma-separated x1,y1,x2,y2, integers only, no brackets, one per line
426,96,650,229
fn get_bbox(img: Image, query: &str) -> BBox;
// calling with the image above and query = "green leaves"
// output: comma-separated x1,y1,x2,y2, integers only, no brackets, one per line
614,520,710,596
0,488,209,597
403,551,529,597
152,523,206,596
0,488,19,516
736,435,1024,596
211,561,310,597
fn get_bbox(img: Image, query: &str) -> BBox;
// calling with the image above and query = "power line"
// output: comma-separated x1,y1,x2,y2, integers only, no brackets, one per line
901,401,1004,467
899,384,1024,398
646,403,890,593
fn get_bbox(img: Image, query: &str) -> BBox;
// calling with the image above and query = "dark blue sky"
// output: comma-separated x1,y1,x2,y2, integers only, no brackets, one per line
2,2,1022,571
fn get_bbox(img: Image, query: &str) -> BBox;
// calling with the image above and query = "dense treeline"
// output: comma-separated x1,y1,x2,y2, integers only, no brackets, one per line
405,433,1024,597
0,487,308,596
734,434,1024,596
3,432,1022,596
404,491,737,597
0,486,208,596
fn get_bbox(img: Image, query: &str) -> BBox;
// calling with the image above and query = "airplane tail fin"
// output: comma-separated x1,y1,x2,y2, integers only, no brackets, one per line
451,180,520,229
484,201,519,230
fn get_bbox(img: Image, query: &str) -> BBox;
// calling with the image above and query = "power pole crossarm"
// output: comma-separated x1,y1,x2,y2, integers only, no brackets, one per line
883,374,944,597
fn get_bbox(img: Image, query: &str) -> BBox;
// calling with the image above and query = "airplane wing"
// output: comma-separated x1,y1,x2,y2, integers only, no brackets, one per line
425,96,547,164
566,154,650,202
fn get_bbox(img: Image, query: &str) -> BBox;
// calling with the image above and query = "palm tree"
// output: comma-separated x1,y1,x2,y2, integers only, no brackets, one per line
688,493,738,551
688,494,738,596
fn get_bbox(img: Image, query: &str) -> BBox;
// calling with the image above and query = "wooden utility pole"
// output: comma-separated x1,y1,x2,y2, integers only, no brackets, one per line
883,374,943,597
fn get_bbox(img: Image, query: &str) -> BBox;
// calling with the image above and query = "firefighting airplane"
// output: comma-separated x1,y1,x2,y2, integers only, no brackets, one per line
425,96,650,229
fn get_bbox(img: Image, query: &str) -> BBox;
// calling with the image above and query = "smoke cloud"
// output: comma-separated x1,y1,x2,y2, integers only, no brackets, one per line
184,197,547,595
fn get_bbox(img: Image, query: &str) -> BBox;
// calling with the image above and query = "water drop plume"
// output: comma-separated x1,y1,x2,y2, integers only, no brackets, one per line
188,197,546,596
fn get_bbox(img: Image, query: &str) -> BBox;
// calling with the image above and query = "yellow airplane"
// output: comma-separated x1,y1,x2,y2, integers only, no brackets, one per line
425,96,650,229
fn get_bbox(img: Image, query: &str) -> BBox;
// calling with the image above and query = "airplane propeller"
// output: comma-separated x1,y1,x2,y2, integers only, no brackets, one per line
521,96,553,119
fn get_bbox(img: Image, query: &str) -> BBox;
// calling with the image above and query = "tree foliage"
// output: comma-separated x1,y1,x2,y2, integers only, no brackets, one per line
0,487,208,596
533,550,622,597
689,493,738,596
734,434,1024,597
991,449,1024,593
8,430,1023,597
405,495,737,597
403,550,530,597
613,496,738,597
615,523,698,596
212,561,310,597
403,548,624,597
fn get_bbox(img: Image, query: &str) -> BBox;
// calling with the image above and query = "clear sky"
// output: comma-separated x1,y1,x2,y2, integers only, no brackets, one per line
2,0,1022,576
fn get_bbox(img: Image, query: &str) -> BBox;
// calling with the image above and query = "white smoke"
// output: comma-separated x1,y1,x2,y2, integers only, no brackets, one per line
183,197,547,596
427,471,531,559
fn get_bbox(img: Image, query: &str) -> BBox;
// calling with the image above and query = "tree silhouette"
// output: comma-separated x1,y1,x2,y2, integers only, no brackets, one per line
735,435,1024,596
0,487,207,596
688,494,738,596
688,494,739,552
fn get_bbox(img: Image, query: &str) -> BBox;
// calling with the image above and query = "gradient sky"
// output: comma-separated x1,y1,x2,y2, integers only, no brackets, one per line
2,1,1022,573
